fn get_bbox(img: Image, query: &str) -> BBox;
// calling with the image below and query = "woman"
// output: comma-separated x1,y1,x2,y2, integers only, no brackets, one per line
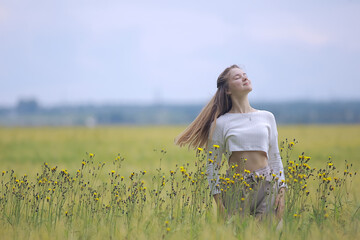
175,64,287,222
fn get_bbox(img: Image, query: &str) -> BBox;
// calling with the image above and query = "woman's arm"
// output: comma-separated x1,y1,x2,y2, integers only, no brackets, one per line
267,112,288,190
206,120,226,196
206,118,227,218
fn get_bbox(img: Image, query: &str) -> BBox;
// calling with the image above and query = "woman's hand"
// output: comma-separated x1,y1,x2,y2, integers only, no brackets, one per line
274,187,286,220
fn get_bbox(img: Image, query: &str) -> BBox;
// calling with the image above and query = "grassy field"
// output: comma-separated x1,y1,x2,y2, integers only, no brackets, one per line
0,125,359,239
1,125,359,173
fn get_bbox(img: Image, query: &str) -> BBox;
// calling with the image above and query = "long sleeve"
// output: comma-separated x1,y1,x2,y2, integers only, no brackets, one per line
206,120,226,196
268,113,288,190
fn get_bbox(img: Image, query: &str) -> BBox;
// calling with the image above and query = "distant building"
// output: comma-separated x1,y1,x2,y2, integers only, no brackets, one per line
16,98,39,114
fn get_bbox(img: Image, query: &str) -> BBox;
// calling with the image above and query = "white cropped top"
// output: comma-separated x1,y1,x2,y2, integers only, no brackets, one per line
206,110,287,195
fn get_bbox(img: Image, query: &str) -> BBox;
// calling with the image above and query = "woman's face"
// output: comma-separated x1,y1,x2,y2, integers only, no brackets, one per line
226,68,252,97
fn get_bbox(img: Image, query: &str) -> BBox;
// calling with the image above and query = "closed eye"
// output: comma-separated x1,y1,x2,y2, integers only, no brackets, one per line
234,73,247,80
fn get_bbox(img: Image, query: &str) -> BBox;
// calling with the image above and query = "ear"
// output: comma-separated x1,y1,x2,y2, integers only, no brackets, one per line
226,89,231,95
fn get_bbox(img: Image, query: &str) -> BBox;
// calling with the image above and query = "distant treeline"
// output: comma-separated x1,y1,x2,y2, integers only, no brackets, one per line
0,100,360,126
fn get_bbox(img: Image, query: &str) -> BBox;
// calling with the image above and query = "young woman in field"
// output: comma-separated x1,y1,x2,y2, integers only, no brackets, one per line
175,64,287,222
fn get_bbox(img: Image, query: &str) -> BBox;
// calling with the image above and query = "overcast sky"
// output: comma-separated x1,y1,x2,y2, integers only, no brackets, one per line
1,0,359,107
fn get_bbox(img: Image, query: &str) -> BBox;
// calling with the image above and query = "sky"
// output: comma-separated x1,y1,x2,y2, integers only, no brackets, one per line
0,0,360,107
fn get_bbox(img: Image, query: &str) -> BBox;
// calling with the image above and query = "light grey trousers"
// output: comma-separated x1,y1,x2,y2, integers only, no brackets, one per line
221,165,278,218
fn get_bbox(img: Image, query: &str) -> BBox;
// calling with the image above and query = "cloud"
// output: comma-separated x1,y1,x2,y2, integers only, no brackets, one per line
247,23,329,47
240,2,360,52
0,4,8,25
67,2,236,55
241,12,329,47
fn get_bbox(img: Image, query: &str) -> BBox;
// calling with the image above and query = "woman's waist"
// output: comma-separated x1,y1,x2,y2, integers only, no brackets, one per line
228,151,268,173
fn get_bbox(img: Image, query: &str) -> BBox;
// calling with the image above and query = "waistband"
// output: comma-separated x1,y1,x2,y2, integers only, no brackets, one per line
244,165,273,182
253,165,271,176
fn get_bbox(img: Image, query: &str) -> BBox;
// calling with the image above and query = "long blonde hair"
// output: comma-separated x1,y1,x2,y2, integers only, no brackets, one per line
174,64,239,149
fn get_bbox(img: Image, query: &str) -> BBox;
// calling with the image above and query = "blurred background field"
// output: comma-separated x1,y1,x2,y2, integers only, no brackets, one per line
1,124,359,193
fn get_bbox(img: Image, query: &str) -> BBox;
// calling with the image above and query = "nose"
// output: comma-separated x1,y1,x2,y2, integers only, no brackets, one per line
242,73,248,80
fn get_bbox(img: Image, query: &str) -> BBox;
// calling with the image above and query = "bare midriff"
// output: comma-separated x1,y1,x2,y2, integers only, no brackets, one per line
228,151,268,173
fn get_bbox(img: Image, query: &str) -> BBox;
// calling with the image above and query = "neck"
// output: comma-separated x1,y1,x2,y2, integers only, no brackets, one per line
229,95,253,113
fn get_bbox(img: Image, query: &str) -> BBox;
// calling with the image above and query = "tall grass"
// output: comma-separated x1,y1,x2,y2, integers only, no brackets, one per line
1,142,358,239
0,125,359,239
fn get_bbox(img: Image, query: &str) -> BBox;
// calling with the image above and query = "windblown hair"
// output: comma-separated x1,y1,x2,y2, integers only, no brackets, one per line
174,64,239,149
